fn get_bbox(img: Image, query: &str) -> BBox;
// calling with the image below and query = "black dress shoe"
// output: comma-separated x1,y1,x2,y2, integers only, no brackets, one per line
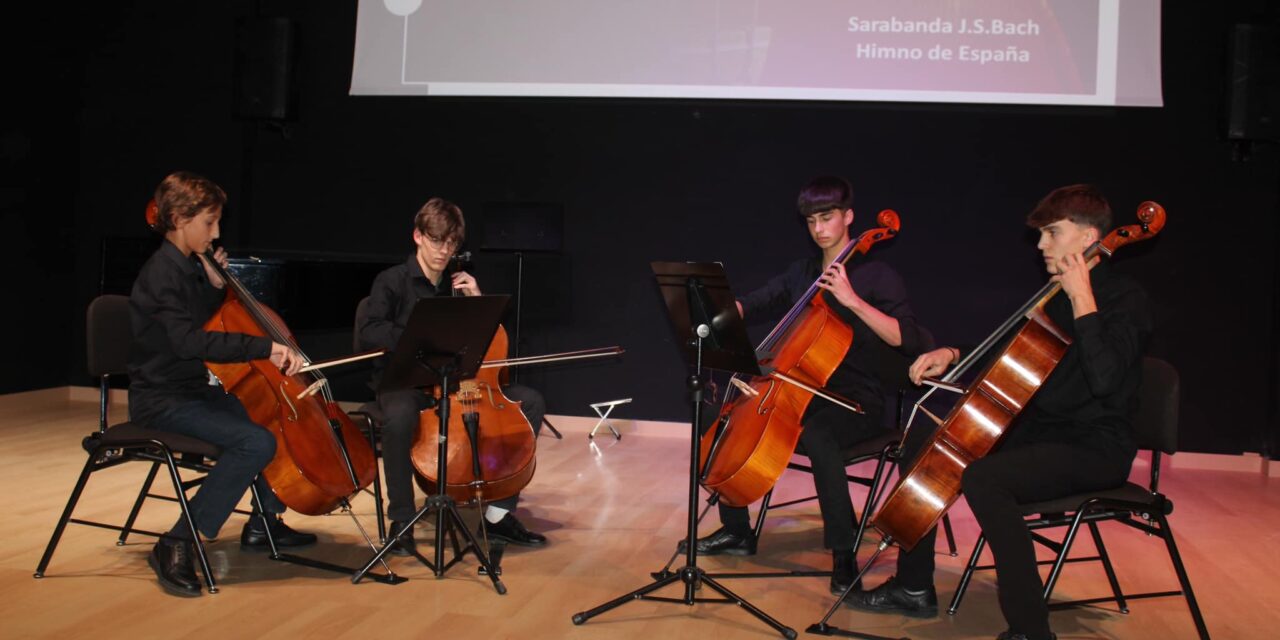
845,576,938,618
996,632,1056,640
675,526,757,557
830,549,862,595
148,539,202,597
388,520,416,557
240,514,318,550
482,513,547,547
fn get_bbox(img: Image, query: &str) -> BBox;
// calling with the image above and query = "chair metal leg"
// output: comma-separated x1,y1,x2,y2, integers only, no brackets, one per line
159,449,218,594
853,451,891,548
1088,520,1129,613
753,488,775,539
118,462,162,545
33,452,99,578
948,533,987,614
941,513,958,556
1155,511,1211,640
1042,509,1090,602
363,415,387,544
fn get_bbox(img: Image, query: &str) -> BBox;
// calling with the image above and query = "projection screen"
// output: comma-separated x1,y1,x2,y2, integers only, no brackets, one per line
352,0,1162,107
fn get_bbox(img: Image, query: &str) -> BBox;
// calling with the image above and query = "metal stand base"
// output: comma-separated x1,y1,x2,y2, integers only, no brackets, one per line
804,538,910,640
351,493,506,594
572,565,796,639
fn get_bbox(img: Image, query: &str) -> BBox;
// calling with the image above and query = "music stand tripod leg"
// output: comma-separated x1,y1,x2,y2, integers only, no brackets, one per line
352,369,506,594
571,336,795,639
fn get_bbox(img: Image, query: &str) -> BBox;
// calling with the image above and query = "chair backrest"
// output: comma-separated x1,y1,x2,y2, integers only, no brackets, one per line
353,295,371,352
1132,356,1179,455
87,295,133,378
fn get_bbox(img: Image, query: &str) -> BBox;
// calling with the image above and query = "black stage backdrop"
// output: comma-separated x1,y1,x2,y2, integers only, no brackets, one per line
4,1,1277,457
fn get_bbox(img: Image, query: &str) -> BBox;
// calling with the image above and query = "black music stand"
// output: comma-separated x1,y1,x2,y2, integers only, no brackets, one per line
351,295,510,594
571,262,796,639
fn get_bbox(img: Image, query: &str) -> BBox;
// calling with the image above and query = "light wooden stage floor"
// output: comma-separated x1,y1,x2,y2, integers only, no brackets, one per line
2,389,1276,639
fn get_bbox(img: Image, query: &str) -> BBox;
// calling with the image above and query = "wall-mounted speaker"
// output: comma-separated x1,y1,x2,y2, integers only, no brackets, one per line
233,17,298,121
1226,23,1280,142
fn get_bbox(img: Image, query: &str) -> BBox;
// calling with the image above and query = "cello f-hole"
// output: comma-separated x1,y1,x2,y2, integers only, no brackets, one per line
279,381,299,421
482,382,507,410
756,379,778,416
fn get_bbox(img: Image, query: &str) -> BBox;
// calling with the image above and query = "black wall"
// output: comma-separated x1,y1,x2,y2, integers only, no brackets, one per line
7,1,1278,456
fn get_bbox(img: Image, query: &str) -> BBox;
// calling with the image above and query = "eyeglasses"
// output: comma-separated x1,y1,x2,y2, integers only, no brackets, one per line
424,233,461,251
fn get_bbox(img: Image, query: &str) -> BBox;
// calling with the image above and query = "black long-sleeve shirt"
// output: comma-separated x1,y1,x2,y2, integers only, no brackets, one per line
1004,261,1153,455
127,240,272,424
738,257,933,415
358,255,456,389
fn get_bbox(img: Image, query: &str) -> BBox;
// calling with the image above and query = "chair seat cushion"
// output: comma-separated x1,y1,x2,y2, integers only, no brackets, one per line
351,402,385,425
1016,481,1155,515
95,422,223,459
794,429,900,464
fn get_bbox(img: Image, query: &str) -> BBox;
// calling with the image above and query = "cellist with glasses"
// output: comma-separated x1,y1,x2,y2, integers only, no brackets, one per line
358,197,549,555
679,175,935,595
849,185,1154,640
128,171,317,597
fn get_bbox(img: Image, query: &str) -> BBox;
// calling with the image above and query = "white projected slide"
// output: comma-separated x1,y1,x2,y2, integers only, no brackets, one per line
352,1,1162,107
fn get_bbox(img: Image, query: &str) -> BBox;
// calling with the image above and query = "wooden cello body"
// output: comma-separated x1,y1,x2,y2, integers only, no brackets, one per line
411,325,537,504
203,261,379,516
872,202,1166,550
699,210,901,507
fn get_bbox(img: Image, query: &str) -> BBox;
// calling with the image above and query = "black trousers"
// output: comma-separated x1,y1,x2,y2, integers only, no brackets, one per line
377,384,546,523
895,427,1133,639
716,398,885,551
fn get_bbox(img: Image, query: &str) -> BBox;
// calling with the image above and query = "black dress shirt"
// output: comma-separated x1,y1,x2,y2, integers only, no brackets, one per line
358,255,456,389
127,240,272,423
738,257,933,414
1005,261,1153,456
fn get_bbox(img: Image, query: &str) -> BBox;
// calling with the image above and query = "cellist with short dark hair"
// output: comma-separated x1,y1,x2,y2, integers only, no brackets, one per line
849,184,1154,640
680,175,934,595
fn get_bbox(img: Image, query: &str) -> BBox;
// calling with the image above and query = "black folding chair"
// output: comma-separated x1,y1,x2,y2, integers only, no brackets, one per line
947,357,1210,640
33,294,267,594
349,295,388,543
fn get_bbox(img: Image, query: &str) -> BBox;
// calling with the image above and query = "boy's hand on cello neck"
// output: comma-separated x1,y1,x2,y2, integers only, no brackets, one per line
196,247,229,289
450,270,481,296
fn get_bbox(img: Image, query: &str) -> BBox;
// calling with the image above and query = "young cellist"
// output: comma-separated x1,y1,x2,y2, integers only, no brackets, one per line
128,171,317,597
680,175,934,594
359,197,549,554
848,184,1153,640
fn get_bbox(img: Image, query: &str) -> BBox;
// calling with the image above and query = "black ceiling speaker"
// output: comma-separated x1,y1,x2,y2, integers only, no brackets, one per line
1226,23,1280,142
233,17,298,121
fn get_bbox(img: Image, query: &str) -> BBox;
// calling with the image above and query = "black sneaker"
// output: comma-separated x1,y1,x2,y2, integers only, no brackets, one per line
240,514,318,550
482,513,547,547
388,520,416,557
996,631,1056,640
675,526,757,557
830,548,862,595
845,576,938,618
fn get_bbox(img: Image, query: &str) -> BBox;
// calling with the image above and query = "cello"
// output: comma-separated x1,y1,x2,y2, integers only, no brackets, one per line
698,210,901,508
200,254,380,516
871,202,1167,551
411,326,536,504
409,255,623,506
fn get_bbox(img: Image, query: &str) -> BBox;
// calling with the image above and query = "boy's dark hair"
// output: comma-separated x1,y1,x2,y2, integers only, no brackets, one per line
152,171,227,233
797,176,853,216
413,197,465,244
1026,184,1112,233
